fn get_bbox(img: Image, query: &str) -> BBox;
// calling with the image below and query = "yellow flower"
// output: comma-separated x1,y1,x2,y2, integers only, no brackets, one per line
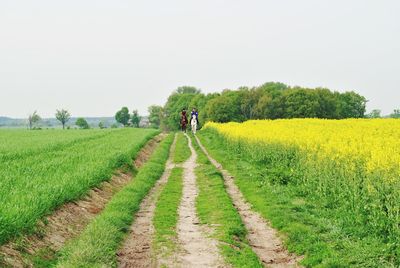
205,119,400,182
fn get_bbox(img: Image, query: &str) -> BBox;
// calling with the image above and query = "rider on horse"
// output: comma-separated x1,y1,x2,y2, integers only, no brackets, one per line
190,108,199,125
190,108,199,134
180,109,188,132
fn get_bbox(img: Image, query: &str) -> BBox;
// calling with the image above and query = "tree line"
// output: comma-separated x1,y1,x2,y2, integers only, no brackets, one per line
27,109,110,130
24,82,398,130
148,82,397,131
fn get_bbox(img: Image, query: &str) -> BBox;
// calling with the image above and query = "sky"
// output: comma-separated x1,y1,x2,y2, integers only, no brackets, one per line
0,0,399,118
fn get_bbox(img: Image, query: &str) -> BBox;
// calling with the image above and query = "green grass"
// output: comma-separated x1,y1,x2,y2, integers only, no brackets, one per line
0,129,110,161
190,135,263,268
55,134,174,267
173,132,191,163
153,167,183,256
198,130,398,268
0,128,159,245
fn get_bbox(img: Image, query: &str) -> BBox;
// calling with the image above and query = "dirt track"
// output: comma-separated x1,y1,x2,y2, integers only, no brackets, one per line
173,133,225,268
117,134,177,268
195,135,302,268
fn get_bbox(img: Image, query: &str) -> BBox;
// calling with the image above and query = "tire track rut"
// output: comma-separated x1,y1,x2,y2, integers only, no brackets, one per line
117,134,177,268
174,133,226,268
195,136,302,268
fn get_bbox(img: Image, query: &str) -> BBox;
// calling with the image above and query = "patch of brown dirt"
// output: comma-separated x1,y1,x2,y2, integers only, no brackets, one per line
0,134,165,268
195,136,302,268
170,133,226,268
117,134,177,268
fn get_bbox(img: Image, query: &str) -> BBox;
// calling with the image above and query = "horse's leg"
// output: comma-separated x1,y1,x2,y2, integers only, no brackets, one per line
192,123,197,134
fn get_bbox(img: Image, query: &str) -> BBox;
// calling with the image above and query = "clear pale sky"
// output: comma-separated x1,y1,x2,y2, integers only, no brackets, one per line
1,0,399,118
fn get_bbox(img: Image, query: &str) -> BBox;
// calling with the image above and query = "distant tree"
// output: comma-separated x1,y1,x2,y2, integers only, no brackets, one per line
148,105,163,128
111,123,119,128
336,91,367,118
98,121,106,129
162,82,368,126
131,110,141,128
76,117,90,129
240,87,260,120
367,109,382,118
390,109,400,119
28,111,41,130
175,86,201,94
55,109,71,129
115,107,130,127
314,88,338,119
205,92,244,123
253,94,273,119
283,89,320,118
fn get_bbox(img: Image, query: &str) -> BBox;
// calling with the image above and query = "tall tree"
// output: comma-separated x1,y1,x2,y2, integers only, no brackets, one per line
115,107,130,127
131,110,141,128
148,105,163,128
283,89,320,118
76,117,90,129
336,91,367,118
28,111,41,130
55,109,71,129
205,91,244,123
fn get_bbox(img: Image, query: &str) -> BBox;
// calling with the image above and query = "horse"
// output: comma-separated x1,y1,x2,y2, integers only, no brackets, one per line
191,115,197,134
181,112,188,132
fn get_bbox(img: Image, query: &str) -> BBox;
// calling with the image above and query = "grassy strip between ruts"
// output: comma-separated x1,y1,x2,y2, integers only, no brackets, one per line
198,130,395,267
173,132,191,163
190,135,263,268
55,134,174,268
153,167,183,257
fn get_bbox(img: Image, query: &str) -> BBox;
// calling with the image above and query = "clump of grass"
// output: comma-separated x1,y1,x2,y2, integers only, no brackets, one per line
173,133,191,163
153,167,183,256
55,134,174,267
191,135,263,268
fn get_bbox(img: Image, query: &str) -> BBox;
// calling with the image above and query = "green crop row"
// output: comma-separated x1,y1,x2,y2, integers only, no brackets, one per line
0,128,159,245
0,129,110,161
56,134,174,267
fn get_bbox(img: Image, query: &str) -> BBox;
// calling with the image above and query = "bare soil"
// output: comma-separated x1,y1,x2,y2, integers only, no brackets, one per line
195,136,302,268
117,134,177,268
172,133,226,268
0,134,165,268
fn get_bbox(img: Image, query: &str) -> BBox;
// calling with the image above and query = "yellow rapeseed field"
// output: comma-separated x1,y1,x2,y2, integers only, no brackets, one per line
205,119,400,180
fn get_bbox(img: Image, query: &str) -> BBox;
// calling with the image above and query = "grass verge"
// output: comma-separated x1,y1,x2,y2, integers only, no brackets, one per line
198,130,397,267
153,167,183,257
190,135,263,268
55,134,174,267
173,132,191,163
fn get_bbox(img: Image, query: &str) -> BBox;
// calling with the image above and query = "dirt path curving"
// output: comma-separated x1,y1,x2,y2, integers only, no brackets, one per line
173,133,226,268
195,136,302,268
0,134,165,268
117,134,177,268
